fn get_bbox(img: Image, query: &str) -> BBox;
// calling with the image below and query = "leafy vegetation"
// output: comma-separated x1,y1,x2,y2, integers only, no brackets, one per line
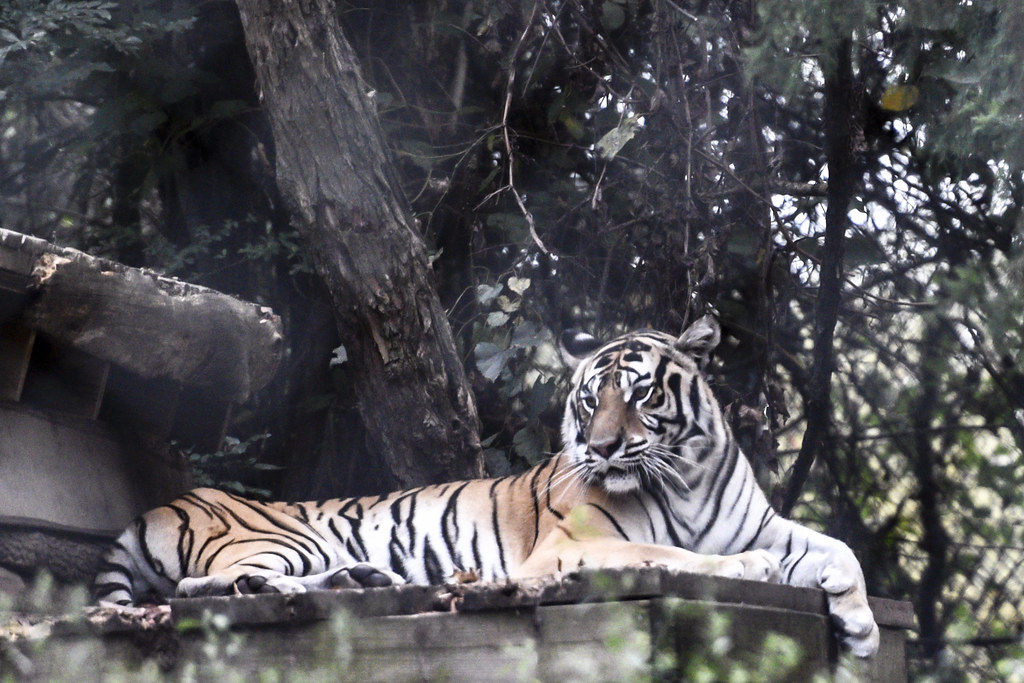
3,0,1024,677
182,433,278,499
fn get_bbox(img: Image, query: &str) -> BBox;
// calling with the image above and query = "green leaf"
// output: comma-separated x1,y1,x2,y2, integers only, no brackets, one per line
526,377,556,419
880,85,920,112
595,116,641,160
600,1,626,31
496,294,520,313
558,110,585,140
513,423,550,464
396,139,437,171
511,320,544,348
483,448,514,476
507,275,531,295
474,342,513,381
476,283,503,305
486,311,510,327
843,234,886,268
176,618,202,633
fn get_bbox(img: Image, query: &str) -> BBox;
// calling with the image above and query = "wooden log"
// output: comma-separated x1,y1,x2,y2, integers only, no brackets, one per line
0,229,282,402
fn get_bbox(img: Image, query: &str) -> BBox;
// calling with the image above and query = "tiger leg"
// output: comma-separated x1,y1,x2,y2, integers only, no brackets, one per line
515,522,780,582
177,563,407,597
768,523,879,658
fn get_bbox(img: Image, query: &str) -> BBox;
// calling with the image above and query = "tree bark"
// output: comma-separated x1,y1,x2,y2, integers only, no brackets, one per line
3,228,282,403
781,39,859,515
234,0,483,490
911,322,951,660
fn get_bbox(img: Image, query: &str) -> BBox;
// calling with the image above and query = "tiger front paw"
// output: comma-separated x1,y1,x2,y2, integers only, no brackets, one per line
713,549,781,582
820,565,879,658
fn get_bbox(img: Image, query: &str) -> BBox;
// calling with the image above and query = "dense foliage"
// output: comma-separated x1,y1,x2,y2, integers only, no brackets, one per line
2,0,1023,677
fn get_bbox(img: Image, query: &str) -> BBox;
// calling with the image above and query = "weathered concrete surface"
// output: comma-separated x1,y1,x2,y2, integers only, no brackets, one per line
0,403,144,535
0,402,148,583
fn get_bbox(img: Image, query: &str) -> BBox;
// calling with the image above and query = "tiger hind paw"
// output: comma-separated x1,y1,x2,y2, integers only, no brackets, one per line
329,564,406,589
177,572,308,598
233,574,308,595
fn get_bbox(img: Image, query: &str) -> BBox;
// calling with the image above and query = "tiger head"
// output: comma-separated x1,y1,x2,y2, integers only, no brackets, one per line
560,315,724,494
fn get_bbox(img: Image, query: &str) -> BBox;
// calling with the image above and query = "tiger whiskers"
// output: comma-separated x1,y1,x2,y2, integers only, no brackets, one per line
544,456,602,512
544,455,581,490
558,469,593,513
641,444,703,493
644,455,691,492
648,444,707,471
544,457,590,499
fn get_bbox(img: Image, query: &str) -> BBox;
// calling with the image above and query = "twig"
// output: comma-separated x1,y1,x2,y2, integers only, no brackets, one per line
499,0,550,255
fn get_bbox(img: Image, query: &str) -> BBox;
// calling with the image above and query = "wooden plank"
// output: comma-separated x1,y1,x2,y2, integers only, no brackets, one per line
869,595,917,629
89,361,110,420
19,341,110,418
650,597,833,682
457,565,828,615
170,584,442,626
23,575,915,682
0,320,34,402
863,625,909,682
0,402,143,535
0,230,36,321
179,602,653,682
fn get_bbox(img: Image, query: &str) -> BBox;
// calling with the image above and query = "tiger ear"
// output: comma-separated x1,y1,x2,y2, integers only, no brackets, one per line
674,315,721,368
560,329,603,371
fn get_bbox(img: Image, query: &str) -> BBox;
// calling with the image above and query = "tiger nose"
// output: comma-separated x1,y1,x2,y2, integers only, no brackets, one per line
589,435,623,459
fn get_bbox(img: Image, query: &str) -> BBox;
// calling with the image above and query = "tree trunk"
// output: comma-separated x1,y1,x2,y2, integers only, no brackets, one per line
912,324,951,661
781,39,859,515
234,0,483,491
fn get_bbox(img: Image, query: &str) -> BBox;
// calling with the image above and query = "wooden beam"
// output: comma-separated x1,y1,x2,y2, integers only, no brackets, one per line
0,321,35,402
18,337,111,419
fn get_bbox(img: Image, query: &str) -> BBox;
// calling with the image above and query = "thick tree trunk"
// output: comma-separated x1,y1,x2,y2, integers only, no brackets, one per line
234,0,483,490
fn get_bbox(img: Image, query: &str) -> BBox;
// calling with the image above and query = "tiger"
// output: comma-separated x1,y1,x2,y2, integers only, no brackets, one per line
94,315,879,657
